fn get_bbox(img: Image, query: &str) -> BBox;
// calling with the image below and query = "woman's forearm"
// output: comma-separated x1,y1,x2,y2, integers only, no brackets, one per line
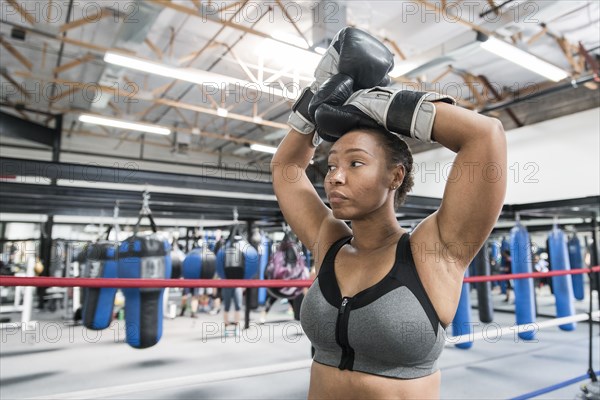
431,102,504,153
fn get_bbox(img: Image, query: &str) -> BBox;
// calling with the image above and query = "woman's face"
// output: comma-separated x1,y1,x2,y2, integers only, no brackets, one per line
325,130,398,220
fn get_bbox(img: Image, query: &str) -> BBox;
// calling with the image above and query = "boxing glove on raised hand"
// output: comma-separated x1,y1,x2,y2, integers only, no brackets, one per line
315,87,456,142
288,27,394,136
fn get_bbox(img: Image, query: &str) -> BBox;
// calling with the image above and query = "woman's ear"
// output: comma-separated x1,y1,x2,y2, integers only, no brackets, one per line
391,164,405,189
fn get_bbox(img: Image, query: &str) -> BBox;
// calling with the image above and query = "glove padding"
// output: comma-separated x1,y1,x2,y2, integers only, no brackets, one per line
288,27,394,137
314,87,456,143
315,27,395,92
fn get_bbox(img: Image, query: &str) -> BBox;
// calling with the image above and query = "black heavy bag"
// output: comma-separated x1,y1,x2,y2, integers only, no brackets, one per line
182,244,216,279
81,241,118,330
170,241,186,279
216,232,258,280
118,215,172,349
474,243,494,323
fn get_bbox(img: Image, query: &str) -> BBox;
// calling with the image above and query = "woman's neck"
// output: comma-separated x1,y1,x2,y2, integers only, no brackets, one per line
350,214,403,252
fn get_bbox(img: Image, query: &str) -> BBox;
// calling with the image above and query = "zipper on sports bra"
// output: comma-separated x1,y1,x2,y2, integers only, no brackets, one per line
336,296,355,370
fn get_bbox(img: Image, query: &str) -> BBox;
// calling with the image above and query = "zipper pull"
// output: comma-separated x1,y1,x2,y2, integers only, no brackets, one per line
339,297,349,314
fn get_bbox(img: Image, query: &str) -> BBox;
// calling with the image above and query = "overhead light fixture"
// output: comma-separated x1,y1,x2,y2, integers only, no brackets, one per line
78,114,171,135
217,107,228,117
104,52,240,87
105,51,290,99
314,47,327,55
478,35,569,82
250,144,277,154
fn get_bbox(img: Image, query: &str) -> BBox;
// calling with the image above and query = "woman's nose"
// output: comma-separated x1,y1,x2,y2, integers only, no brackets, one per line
329,168,345,185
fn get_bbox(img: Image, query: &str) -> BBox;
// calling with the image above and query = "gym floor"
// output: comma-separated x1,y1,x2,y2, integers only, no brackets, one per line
1,287,597,400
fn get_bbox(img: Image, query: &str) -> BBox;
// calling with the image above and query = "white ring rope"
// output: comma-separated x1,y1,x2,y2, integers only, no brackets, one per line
446,311,600,345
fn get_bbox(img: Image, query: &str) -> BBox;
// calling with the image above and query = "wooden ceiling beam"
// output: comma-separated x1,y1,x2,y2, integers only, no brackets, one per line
144,38,164,60
6,0,36,25
59,8,113,33
11,70,289,132
0,37,33,71
53,53,95,75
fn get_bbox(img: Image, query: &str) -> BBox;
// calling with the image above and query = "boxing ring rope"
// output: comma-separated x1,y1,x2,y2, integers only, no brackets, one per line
446,311,600,345
1,266,598,399
1,266,598,288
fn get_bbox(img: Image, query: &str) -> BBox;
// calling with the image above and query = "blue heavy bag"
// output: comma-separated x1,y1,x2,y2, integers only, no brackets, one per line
452,269,472,349
510,223,536,340
81,241,118,330
118,234,172,349
258,237,270,305
568,235,585,301
182,244,216,279
548,227,576,330
216,235,259,279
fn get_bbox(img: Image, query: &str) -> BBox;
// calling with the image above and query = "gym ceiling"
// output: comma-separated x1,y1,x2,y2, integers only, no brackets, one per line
0,0,599,227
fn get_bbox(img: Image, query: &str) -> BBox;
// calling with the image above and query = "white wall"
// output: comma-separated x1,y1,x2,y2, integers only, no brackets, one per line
411,107,600,204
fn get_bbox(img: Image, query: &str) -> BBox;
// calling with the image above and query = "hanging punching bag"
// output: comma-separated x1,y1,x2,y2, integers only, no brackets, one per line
81,241,118,330
500,238,510,294
568,234,585,301
118,232,172,349
548,226,576,331
170,242,185,279
258,236,270,305
452,268,472,349
474,243,494,323
510,223,536,341
182,244,216,279
216,234,258,280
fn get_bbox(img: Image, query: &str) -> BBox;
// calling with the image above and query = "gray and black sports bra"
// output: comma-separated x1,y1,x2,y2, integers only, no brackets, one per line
300,233,446,379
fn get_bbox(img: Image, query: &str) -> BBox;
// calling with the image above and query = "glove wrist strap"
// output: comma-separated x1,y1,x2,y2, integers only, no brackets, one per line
288,87,315,135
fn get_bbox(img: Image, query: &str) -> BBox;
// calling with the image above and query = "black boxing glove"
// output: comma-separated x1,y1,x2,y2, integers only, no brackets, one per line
314,87,456,142
308,74,354,122
288,27,394,140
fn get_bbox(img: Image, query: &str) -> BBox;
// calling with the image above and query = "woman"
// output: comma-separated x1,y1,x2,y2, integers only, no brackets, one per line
271,72,506,398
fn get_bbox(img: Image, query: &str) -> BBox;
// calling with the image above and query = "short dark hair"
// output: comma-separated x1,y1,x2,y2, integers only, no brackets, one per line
358,127,415,208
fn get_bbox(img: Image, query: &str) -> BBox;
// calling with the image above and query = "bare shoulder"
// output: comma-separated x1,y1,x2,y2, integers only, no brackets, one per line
312,216,352,274
410,213,466,325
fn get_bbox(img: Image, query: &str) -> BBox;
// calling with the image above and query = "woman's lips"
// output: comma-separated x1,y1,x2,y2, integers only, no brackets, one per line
328,191,348,204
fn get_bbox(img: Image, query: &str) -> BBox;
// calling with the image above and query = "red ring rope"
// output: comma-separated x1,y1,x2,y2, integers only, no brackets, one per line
0,267,598,288
463,266,600,283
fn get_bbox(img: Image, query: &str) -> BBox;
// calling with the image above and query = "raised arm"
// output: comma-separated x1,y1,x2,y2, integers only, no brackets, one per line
271,130,347,256
271,28,395,261
431,103,507,265
313,86,507,267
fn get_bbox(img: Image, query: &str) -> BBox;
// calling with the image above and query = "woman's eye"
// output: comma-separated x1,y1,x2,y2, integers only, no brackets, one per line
350,161,364,167
327,165,336,172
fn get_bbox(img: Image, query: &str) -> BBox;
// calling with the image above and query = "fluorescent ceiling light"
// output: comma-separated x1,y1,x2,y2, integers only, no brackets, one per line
79,114,171,135
314,46,327,55
217,107,228,117
479,36,569,82
104,52,240,86
250,144,277,154
105,51,290,99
